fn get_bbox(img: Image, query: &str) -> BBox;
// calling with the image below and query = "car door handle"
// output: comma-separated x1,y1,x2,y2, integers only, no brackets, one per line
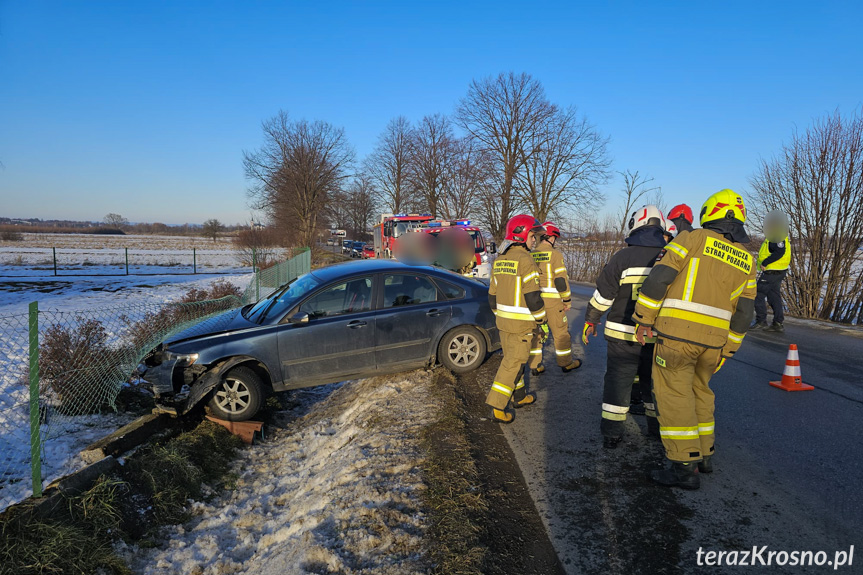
347,320,367,329
426,309,442,317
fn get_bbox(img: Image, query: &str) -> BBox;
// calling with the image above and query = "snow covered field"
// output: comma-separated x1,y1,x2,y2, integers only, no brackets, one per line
120,371,436,575
0,233,286,276
0,271,252,511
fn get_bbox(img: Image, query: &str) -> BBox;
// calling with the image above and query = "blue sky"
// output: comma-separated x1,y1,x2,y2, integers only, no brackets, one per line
1,1,861,225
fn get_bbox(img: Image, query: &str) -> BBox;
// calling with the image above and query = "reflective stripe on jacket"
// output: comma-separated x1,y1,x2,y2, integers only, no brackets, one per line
584,244,664,343
489,244,545,332
633,229,757,356
531,240,571,302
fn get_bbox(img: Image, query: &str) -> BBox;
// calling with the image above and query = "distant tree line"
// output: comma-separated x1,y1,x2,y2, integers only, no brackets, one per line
243,72,612,244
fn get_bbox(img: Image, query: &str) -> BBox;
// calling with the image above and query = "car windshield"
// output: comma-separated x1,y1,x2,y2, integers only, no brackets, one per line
242,273,322,324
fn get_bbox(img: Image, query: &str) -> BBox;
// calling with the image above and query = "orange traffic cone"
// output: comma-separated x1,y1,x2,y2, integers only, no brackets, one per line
769,344,814,392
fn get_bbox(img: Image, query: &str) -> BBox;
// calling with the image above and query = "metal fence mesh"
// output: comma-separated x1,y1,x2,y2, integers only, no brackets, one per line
242,247,311,303
0,248,311,510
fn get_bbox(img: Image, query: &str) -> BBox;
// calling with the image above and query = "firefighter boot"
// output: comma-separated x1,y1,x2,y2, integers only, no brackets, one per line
530,365,545,376
650,462,700,490
603,436,622,449
561,359,583,373
646,417,660,439
491,408,514,424
513,392,536,408
698,455,713,474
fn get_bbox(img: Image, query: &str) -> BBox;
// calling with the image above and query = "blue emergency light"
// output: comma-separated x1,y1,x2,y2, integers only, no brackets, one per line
426,222,442,227
455,220,471,226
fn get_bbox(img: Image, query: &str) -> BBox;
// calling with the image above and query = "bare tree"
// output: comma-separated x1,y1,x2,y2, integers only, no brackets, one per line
366,116,414,214
456,72,556,241
324,190,351,231
201,218,222,242
408,114,454,218
516,106,611,223
440,137,492,220
749,110,863,322
345,172,377,240
103,213,128,228
616,170,659,235
243,111,355,248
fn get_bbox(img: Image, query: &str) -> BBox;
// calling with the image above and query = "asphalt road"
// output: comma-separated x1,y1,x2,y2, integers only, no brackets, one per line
498,284,863,574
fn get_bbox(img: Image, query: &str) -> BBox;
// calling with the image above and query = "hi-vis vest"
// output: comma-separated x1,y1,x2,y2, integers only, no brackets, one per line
531,242,571,303
634,229,758,351
490,245,545,333
758,236,791,271
585,244,664,344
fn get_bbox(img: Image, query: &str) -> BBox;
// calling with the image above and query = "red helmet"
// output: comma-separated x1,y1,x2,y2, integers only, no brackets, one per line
542,221,561,239
505,214,545,242
668,204,694,224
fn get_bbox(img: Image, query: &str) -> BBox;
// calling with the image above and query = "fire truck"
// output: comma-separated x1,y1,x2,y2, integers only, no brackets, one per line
373,213,435,259
419,219,494,279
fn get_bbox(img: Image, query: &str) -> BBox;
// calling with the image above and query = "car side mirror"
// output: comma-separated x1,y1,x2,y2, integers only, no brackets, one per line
289,312,309,325
489,242,497,254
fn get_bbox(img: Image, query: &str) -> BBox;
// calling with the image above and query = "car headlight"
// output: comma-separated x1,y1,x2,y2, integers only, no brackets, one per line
166,352,199,367
481,253,489,263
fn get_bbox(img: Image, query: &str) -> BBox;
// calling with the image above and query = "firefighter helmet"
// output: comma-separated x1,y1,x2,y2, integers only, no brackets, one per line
668,204,694,225
505,214,545,243
542,221,561,239
627,205,666,235
700,189,746,225
664,221,678,239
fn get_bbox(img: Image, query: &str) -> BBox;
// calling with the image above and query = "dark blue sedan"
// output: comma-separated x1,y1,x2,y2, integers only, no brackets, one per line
144,260,500,421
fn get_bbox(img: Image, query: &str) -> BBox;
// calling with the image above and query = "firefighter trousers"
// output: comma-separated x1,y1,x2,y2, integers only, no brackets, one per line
600,339,656,438
486,330,533,410
527,302,573,369
652,338,721,462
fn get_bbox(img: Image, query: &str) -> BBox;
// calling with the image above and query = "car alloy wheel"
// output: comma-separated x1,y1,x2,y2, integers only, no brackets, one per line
439,326,487,374
206,366,264,421
448,333,480,367
214,377,252,415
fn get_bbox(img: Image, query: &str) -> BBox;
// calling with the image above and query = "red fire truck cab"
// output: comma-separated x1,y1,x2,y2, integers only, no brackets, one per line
373,213,435,259
420,219,493,279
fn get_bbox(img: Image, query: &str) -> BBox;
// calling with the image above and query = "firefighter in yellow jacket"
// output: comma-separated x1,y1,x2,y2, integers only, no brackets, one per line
528,221,582,374
485,215,547,423
633,190,757,489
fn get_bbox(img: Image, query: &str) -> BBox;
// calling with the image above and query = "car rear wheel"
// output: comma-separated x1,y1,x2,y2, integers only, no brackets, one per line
439,326,487,374
206,366,264,421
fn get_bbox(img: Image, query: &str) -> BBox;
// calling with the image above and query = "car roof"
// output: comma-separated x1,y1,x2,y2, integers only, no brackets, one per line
308,259,477,284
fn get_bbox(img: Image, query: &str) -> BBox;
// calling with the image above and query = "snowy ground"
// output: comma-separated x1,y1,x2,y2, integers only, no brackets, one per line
0,272,252,511
0,232,286,276
120,371,437,575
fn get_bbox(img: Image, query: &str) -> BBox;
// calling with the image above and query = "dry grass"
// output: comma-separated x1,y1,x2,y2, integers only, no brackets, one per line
420,369,487,575
0,420,244,575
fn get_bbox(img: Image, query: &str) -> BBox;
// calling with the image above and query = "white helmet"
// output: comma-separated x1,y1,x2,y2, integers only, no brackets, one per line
664,221,678,238
627,205,667,235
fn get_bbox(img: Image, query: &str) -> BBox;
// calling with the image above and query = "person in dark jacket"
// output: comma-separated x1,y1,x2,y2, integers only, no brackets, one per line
752,210,791,333
582,205,668,448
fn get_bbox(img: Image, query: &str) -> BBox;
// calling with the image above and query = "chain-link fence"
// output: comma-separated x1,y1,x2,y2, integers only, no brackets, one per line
242,247,311,303
0,248,311,510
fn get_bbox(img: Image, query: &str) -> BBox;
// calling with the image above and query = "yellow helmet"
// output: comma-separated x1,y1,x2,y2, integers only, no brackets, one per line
700,189,747,225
